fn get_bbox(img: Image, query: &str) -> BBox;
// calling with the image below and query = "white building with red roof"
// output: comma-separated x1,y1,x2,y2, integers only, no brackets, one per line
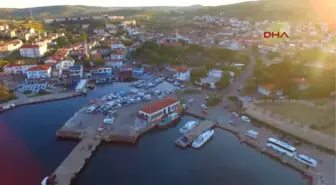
0,23,9,31
19,43,47,58
104,59,123,68
171,65,190,81
27,65,52,79
3,64,37,75
138,97,180,123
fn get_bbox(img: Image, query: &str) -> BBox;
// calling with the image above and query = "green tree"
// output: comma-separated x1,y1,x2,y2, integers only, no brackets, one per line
0,59,9,72
93,59,105,66
215,72,230,89
122,39,133,46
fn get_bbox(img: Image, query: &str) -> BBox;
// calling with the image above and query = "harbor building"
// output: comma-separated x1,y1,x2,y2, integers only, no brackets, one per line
138,97,180,123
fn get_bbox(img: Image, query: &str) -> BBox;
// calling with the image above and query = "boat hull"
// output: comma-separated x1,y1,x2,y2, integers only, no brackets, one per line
180,121,198,134
192,130,214,148
157,117,181,129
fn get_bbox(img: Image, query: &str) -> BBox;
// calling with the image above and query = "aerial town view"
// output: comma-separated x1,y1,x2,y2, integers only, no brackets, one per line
0,0,335,185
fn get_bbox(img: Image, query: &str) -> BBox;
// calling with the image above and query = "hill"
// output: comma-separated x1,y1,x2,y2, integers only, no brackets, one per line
0,0,334,22
0,5,112,19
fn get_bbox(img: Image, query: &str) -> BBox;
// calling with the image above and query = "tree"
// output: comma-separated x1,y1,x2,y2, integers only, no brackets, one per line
122,39,133,46
215,72,230,89
83,57,91,68
0,59,9,72
93,59,105,66
0,84,16,103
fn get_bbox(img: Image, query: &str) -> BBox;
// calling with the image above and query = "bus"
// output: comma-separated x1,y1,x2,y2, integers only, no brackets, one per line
266,137,296,157
294,154,317,167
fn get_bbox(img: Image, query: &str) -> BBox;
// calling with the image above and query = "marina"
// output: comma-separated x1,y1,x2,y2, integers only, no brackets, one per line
174,120,215,148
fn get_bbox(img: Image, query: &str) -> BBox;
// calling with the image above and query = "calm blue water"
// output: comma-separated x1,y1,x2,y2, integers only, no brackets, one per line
0,84,308,185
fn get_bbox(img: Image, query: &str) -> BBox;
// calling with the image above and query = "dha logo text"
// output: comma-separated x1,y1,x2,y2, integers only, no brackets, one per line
263,32,289,39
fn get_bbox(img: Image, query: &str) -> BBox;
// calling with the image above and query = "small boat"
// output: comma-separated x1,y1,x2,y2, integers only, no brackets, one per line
192,129,215,148
86,83,95,89
180,120,198,134
157,112,181,129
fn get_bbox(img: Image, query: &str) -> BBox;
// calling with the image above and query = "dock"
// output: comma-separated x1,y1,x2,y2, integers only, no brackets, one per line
175,120,215,148
52,135,102,185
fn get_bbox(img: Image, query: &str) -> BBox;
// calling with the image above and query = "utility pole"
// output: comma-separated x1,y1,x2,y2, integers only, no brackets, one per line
176,21,179,43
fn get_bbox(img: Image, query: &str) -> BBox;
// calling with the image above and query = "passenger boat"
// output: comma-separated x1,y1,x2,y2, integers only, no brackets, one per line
86,83,95,89
157,112,181,129
180,120,198,134
192,129,215,148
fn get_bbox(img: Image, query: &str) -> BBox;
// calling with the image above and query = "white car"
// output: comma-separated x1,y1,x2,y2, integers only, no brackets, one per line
188,98,194,103
241,116,250,122
201,104,208,109
232,112,239,117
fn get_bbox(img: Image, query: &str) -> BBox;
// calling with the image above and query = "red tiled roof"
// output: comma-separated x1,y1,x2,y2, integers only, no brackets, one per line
20,44,40,49
139,97,179,114
259,84,275,91
28,65,51,71
4,64,35,68
172,65,189,73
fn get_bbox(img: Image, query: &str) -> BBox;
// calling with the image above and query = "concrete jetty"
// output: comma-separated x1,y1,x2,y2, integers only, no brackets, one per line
175,120,215,148
52,135,102,185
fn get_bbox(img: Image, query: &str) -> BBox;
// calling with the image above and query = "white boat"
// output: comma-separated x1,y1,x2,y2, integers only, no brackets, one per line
180,121,198,134
192,129,215,148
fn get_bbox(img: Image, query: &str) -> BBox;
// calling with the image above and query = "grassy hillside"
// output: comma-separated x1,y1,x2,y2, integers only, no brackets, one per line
0,0,334,22
0,5,112,19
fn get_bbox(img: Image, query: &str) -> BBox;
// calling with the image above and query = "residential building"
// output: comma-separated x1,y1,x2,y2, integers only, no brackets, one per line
27,65,52,79
0,23,9,31
111,41,125,49
138,97,180,123
110,50,125,60
55,59,75,70
120,64,133,72
133,67,144,76
171,65,190,81
19,43,47,58
90,66,113,80
3,64,37,75
104,59,123,68
258,84,283,97
69,64,84,78
208,69,223,79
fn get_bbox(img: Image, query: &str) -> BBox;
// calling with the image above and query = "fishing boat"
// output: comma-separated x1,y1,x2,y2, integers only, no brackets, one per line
157,112,181,129
86,83,95,89
180,120,198,134
192,129,215,148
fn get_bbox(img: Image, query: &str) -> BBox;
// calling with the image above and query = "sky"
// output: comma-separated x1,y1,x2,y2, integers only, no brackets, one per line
1,0,254,8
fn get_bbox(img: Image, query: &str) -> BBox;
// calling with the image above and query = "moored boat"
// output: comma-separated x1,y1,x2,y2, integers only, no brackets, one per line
192,129,214,148
157,112,181,129
180,120,198,134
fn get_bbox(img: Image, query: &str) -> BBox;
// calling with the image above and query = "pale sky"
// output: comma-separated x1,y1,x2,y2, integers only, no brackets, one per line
1,0,254,8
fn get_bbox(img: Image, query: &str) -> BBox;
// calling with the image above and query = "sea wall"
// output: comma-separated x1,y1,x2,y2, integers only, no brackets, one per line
245,103,336,153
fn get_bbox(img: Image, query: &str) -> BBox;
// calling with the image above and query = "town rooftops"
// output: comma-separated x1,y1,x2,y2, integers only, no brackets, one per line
172,65,189,73
27,65,51,71
139,97,179,114
20,44,40,49
4,64,36,68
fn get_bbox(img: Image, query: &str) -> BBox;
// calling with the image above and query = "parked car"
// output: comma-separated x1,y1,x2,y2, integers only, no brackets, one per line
201,104,208,109
188,98,194,103
241,116,251,122
232,112,239,117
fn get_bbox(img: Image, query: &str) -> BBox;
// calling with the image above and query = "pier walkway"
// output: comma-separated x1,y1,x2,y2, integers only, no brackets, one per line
52,135,102,185
175,120,215,148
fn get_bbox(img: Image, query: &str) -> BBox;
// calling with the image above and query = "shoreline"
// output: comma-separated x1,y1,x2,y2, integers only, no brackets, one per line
0,92,84,113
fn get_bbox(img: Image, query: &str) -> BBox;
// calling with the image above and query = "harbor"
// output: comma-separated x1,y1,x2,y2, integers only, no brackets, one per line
174,120,215,148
